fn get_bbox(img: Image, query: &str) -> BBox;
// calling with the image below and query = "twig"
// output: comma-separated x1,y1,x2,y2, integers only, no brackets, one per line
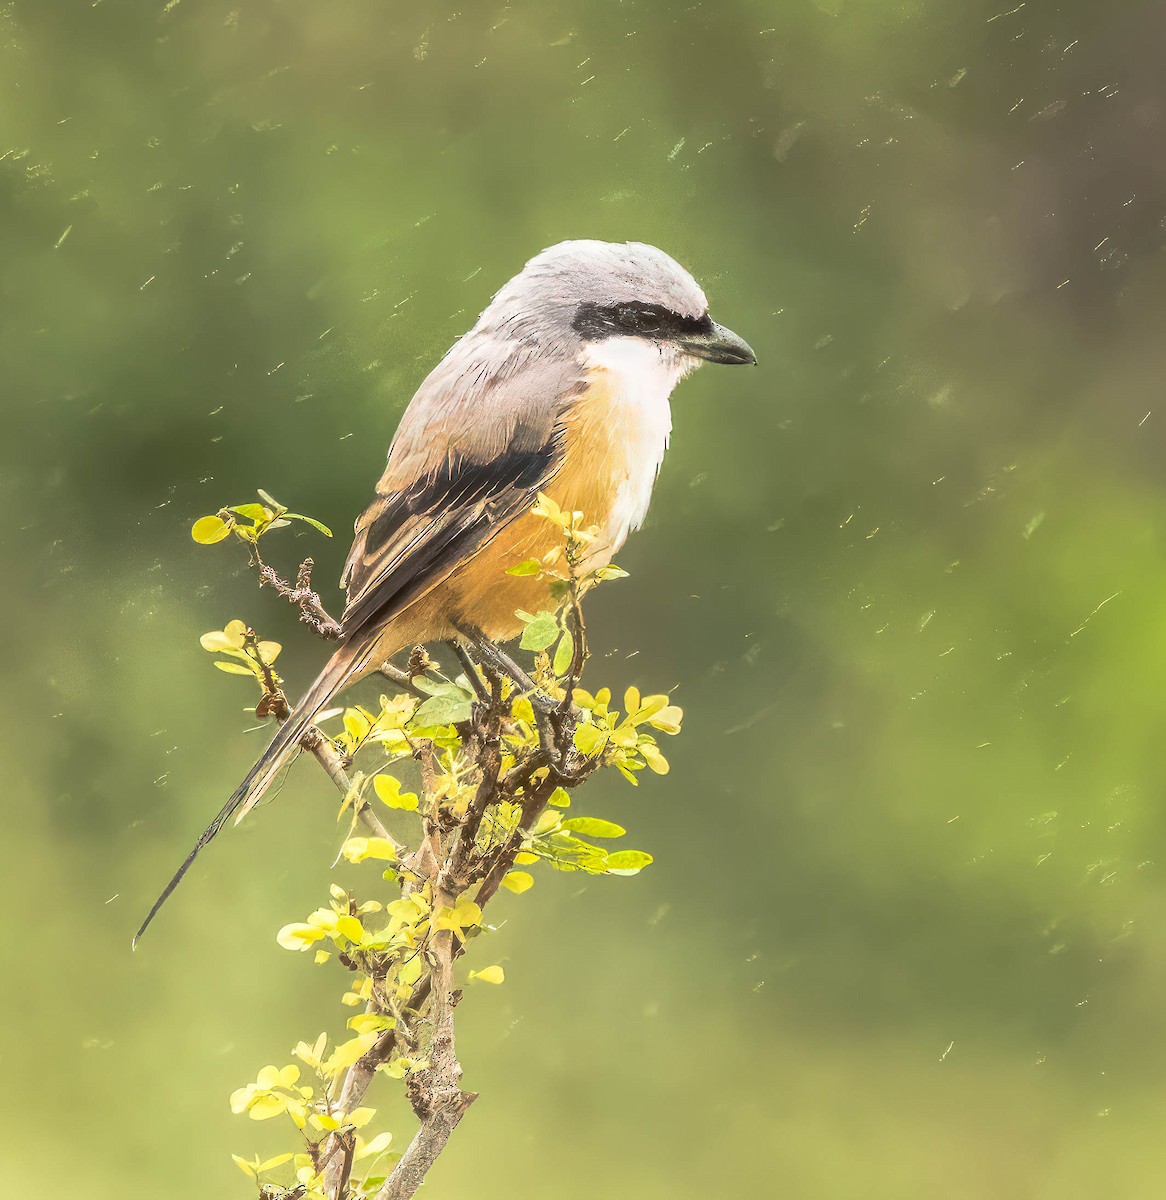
558,575,588,715
315,635,596,1200
225,531,605,1198
378,662,430,702
249,548,344,640
447,640,490,705
300,727,402,852
374,930,476,1200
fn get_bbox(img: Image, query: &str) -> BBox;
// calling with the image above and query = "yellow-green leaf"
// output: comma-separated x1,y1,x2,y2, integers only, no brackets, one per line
344,710,371,741
277,923,325,951
520,611,560,652
560,816,625,839
648,705,684,734
505,558,542,577
200,628,245,652
214,660,256,675
374,775,419,811
605,849,654,874
286,513,334,537
573,722,609,756
553,628,574,676
469,964,506,985
335,915,364,943
639,743,670,775
325,1032,379,1075
247,1093,288,1121
256,640,282,663
432,898,483,935
341,836,399,864
501,871,534,894
192,515,231,544
356,1131,394,1161
347,1012,396,1035
230,503,274,523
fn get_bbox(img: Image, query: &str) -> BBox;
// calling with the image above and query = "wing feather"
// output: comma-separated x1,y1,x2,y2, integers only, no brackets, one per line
339,338,581,640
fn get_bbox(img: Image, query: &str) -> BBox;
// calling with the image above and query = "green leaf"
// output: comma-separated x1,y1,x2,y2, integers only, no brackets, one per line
604,849,654,874
256,488,287,514
552,628,574,676
505,558,542,577
191,515,231,544
501,871,534,894
411,683,474,727
286,513,334,537
230,503,274,523
547,787,571,808
560,817,626,839
519,611,560,652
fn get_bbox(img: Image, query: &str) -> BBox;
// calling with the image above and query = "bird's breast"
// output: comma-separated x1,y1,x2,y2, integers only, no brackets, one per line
386,339,685,649
554,337,681,561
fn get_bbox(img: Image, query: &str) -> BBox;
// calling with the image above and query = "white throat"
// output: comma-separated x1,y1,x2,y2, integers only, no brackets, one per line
581,336,697,551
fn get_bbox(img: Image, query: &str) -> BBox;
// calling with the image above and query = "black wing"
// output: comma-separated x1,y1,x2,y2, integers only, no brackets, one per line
340,438,564,640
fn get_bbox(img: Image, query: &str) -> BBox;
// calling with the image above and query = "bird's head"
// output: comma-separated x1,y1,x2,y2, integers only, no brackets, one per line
478,239,756,370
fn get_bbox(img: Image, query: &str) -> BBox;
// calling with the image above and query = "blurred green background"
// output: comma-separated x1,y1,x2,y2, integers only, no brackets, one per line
5,1,1166,1196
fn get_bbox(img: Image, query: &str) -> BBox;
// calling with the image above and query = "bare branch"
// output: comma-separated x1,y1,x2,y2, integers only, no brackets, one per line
249,548,344,640
374,931,476,1200
378,661,430,702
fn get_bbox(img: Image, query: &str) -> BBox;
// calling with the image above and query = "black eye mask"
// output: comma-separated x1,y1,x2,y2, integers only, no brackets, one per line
572,300,714,343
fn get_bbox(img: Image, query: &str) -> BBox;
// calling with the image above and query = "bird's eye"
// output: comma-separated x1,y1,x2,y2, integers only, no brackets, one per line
637,309,662,332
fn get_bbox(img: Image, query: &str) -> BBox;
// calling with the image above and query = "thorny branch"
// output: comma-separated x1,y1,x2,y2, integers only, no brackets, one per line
247,546,344,641
219,509,613,1200
254,628,596,1200
244,628,398,850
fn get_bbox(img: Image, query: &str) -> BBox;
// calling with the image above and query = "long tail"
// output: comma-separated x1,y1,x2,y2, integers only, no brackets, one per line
134,638,378,947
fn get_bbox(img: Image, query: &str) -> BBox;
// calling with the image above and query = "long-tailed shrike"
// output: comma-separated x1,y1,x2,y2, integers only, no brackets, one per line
137,239,755,940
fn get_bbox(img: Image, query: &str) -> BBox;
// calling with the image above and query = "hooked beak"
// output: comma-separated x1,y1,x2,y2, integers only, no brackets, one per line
677,320,757,366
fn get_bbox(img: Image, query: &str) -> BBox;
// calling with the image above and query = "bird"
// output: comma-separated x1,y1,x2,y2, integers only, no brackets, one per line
136,239,755,943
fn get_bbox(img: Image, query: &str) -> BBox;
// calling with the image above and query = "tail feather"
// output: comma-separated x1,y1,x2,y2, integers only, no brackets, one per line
134,639,377,947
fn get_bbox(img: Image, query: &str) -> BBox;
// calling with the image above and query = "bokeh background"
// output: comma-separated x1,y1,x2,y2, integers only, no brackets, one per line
5,1,1166,1196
